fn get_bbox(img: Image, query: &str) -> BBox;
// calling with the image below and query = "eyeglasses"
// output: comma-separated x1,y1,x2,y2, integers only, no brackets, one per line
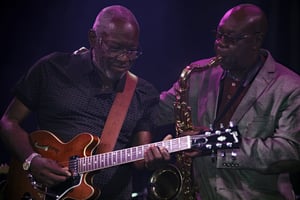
100,38,142,60
213,30,258,44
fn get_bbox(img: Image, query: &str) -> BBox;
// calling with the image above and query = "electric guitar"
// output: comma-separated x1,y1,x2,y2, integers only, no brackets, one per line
4,125,240,200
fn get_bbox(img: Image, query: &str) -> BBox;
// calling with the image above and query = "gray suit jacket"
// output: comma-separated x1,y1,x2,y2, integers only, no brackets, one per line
159,50,300,199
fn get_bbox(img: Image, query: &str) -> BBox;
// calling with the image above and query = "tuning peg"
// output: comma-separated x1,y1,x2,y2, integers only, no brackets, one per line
204,131,212,136
220,123,224,129
216,143,222,148
226,142,233,147
209,124,213,131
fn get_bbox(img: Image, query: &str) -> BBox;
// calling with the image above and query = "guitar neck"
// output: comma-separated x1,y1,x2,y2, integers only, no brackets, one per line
77,136,191,173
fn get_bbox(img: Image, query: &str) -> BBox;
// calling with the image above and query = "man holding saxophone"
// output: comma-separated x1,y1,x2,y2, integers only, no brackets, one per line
145,3,300,200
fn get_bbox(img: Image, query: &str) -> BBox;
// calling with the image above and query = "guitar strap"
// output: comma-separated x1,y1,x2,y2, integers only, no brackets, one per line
97,71,138,154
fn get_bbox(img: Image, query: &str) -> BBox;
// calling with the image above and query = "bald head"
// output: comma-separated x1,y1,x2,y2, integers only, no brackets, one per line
214,4,269,73
220,4,268,37
92,5,140,37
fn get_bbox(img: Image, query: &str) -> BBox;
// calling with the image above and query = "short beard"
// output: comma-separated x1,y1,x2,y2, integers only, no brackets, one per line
102,67,125,81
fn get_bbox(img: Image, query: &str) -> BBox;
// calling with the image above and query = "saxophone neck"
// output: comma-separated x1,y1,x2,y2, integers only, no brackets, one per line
190,56,222,70
208,55,223,67
178,56,222,89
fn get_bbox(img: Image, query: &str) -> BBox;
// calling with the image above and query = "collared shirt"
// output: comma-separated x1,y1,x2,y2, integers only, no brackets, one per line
214,60,262,127
14,50,160,199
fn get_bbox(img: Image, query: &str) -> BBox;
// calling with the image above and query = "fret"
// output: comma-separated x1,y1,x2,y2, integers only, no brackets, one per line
82,157,86,172
172,138,177,152
88,156,91,171
105,153,108,167
93,155,98,170
156,141,162,149
122,149,126,163
78,158,82,172
143,144,149,152
78,135,192,173
138,146,143,159
85,156,89,171
131,147,134,161
108,152,112,166
132,147,135,161
101,154,104,168
163,140,170,150
112,152,116,165
117,150,121,164
127,148,131,162
83,157,86,171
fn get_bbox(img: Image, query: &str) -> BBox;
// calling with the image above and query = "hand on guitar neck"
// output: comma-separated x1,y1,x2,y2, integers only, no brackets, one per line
144,123,240,169
144,134,173,170
4,124,240,200
178,126,211,158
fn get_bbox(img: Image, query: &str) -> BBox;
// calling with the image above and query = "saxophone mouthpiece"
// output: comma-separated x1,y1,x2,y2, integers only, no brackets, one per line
209,55,223,67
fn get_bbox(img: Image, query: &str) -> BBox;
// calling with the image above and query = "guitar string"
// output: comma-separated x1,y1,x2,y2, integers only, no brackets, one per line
54,130,237,173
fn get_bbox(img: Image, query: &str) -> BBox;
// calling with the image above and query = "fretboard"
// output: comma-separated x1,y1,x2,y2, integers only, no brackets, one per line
78,135,191,173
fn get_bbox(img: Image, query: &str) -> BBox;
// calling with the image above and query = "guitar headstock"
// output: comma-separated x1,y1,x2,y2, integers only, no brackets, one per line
190,123,240,152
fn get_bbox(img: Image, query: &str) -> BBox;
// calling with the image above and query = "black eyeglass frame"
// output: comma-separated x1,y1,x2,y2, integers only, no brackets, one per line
99,37,143,60
212,30,261,44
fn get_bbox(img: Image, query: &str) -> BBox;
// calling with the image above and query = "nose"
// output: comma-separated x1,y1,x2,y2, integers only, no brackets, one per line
216,34,226,43
215,36,228,48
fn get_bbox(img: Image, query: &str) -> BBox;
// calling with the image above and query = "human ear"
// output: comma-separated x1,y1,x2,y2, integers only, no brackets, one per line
252,33,264,50
88,29,97,48
255,33,264,45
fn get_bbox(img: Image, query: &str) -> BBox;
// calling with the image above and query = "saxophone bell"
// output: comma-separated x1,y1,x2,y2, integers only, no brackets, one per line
147,164,182,200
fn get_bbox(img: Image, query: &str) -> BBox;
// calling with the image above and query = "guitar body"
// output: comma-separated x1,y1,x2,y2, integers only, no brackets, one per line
4,130,101,200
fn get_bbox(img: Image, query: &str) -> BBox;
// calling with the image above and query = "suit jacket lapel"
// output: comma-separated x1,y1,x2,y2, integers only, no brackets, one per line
231,56,276,124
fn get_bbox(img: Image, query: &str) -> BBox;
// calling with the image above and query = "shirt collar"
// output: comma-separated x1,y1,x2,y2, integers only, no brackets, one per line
66,49,126,92
221,56,263,87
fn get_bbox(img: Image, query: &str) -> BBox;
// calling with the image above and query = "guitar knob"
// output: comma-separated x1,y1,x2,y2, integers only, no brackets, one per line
225,127,232,133
220,123,224,129
221,151,226,157
204,131,212,136
231,151,237,160
216,143,222,148
226,142,233,147
215,130,221,135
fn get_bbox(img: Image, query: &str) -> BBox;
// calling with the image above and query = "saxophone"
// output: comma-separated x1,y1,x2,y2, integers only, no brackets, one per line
148,56,222,200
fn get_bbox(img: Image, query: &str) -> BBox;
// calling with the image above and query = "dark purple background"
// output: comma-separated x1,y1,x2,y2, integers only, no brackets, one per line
1,0,299,195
